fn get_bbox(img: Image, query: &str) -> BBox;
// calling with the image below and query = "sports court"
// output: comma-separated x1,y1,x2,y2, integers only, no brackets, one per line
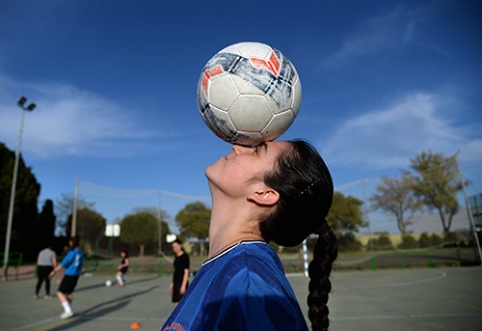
1,266,481,331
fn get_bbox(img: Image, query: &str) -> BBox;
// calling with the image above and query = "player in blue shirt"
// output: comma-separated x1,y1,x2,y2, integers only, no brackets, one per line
162,140,338,331
49,237,84,320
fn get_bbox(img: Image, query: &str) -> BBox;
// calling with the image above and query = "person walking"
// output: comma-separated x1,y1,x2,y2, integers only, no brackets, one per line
49,237,84,320
34,244,57,299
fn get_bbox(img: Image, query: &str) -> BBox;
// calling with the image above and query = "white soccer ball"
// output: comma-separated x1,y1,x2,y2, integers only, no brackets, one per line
197,41,302,146
105,280,112,287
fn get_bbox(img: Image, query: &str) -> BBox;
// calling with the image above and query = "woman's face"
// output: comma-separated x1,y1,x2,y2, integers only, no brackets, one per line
172,242,182,255
205,141,290,196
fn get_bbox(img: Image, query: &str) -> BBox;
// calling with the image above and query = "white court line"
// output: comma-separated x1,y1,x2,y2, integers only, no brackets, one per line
336,269,447,289
286,272,306,277
332,312,482,321
14,317,58,331
14,315,169,331
287,269,448,288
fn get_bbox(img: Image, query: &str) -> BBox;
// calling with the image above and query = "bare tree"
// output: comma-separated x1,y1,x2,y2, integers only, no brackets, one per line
404,150,466,233
369,176,422,234
55,193,94,236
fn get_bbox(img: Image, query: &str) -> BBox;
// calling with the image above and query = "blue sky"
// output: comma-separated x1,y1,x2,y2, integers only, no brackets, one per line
1,0,481,235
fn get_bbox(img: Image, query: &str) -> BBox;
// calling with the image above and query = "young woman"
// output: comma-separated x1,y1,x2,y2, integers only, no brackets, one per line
34,243,57,299
116,250,129,287
161,140,338,331
49,237,84,320
168,239,190,304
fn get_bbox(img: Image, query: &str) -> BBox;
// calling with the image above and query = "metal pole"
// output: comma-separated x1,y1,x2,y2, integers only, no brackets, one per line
71,177,79,237
362,178,372,251
302,239,309,277
3,96,35,281
158,189,162,256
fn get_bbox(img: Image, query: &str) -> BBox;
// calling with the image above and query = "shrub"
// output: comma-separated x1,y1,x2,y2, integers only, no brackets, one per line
367,233,393,251
338,233,363,252
398,234,418,249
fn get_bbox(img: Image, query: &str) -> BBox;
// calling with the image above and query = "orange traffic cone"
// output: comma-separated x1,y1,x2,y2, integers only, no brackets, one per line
130,322,141,329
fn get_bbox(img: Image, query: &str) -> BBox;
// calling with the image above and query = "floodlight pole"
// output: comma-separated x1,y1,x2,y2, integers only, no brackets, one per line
71,177,79,237
362,178,372,251
3,96,36,281
158,189,162,256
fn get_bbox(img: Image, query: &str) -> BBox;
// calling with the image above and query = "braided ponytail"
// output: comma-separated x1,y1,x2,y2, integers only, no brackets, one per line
307,230,338,331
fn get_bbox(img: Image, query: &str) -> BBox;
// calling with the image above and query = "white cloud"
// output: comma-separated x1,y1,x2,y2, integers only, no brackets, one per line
323,4,426,67
320,93,481,169
0,80,160,158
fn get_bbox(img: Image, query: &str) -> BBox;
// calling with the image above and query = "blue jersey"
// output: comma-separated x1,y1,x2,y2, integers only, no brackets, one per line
161,241,308,331
61,247,84,276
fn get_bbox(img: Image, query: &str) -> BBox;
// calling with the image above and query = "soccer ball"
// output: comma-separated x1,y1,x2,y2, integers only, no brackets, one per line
105,280,112,287
197,41,302,146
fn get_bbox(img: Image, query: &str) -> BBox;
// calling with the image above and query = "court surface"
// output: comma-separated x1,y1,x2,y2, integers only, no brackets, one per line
1,266,481,330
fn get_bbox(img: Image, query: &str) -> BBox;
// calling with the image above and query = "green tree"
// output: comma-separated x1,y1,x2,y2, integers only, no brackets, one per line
369,176,423,234
75,208,106,255
120,212,158,257
404,150,465,233
176,201,211,256
130,206,171,254
37,199,56,249
0,142,41,260
328,192,367,235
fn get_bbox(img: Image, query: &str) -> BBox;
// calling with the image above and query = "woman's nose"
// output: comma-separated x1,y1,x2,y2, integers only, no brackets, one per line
232,144,255,155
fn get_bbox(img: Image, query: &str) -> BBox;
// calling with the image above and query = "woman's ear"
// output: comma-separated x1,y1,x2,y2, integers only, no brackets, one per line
247,188,280,206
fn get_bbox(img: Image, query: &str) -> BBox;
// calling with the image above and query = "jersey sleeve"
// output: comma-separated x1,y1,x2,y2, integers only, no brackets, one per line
60,251,73,268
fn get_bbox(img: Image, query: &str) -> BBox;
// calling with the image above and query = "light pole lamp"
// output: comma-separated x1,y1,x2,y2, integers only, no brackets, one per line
2,96,36,281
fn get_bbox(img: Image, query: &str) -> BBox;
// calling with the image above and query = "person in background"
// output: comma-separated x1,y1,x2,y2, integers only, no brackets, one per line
168,239,190,304
34,243,57,299
116,250,129,287
49,237,84,320
162,140,338,331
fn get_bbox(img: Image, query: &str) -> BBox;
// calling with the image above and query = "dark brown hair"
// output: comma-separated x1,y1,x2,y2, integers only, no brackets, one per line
260,139,338,331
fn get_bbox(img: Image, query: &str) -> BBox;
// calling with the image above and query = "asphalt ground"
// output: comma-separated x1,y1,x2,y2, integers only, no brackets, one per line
1,267,481,331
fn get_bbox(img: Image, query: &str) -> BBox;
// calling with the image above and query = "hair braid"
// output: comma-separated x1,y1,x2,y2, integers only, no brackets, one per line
307,230,338,331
